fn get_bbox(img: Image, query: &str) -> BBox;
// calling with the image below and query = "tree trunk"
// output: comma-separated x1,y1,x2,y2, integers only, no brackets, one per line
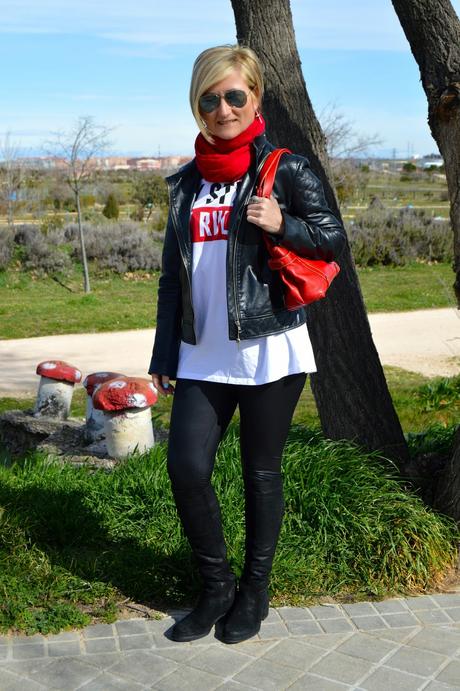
231,0,409,464
390,0,460,521
391,0,460,305
76,192,91,294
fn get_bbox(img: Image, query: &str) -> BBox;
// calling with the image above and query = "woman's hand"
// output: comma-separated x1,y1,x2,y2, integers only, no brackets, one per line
247,194,284,235
151,373,175,396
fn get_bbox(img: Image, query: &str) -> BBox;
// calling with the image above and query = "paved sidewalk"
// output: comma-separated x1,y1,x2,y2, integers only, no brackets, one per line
1,594,460,690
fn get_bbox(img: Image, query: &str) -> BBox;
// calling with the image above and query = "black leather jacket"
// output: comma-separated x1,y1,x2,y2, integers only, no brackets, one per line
148,133,346,378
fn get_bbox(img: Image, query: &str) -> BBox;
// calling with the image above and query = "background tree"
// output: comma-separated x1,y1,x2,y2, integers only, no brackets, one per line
48,116,112,293
391,0,460,306
131,173,168,221
103,192,119,220
0,133,23,228
230,0,409,463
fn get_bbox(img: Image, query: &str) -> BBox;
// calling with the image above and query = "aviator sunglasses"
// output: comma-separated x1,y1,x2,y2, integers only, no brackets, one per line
199,88,252,113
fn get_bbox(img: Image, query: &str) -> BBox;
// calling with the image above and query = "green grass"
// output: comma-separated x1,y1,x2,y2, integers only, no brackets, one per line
0,423,458,635
0,262,456,339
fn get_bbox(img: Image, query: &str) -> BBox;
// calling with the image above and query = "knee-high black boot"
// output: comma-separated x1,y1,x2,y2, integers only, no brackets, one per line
170,482,236,642
222,470,284,644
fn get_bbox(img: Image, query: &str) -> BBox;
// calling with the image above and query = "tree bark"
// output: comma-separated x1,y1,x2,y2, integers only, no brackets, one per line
231,0,409,464
391,0,460,305
76,192,91,294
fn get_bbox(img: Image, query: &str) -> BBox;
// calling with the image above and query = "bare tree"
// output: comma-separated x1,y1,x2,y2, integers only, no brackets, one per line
230,0,409,463
0,132,23,228
319,104,383,204
48,116,112,293
391,0,460,306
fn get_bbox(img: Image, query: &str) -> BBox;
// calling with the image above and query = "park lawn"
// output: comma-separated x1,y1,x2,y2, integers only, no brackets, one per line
0,262,456,339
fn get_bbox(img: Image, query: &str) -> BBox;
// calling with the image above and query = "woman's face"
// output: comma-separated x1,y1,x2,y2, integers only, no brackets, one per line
199,68,259,140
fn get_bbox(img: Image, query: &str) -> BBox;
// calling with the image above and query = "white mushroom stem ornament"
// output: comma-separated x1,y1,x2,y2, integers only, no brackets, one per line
83,372,125,442
34,360,82,419
92,377,158,459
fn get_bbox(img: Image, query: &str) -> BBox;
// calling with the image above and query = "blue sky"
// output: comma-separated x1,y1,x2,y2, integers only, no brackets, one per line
1,0,459,158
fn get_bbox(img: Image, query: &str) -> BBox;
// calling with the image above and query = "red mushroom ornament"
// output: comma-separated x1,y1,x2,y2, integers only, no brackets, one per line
34,360,82,419
83,371,125,442
93,377,157,459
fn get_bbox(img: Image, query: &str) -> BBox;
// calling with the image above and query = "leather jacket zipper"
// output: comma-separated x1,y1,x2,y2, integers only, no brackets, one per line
169,187,196,336
232,151,272,343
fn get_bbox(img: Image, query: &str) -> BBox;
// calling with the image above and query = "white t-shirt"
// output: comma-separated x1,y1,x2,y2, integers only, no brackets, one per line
176,179,317,385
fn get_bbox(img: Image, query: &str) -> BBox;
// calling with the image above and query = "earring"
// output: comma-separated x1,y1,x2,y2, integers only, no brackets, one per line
255,110,263,122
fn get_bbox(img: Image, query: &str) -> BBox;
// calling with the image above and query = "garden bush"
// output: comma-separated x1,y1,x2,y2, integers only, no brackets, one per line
0,228,14,270
348,207,452,266
70,221,162,272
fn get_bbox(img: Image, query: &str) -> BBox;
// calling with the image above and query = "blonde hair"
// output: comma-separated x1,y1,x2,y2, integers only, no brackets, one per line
190,45,264,142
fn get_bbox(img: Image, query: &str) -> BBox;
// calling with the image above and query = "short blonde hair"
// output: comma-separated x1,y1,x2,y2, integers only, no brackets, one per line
190,45,264,142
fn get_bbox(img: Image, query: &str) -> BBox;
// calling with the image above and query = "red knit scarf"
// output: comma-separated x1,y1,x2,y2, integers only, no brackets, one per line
194,115,266,182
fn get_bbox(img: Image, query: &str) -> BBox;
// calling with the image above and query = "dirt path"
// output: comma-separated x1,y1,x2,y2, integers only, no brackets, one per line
0,308,458,397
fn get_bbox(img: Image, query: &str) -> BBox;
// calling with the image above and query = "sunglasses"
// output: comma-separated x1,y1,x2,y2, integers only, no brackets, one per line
199,89,252,113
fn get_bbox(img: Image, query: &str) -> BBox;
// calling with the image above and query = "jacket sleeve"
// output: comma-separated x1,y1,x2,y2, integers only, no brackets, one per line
148,218,182,378
278,156,346,262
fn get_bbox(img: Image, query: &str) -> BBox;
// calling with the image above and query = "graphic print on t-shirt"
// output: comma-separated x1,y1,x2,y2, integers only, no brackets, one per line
190,181,236,243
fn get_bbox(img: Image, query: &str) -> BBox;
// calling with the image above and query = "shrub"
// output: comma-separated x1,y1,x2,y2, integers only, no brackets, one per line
0,228,14,270
102,193,119,220
70,221,162,272
348,207,452,266
12,224,71,274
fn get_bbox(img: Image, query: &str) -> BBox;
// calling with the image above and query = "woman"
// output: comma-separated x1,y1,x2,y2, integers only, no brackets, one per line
149,44,345,644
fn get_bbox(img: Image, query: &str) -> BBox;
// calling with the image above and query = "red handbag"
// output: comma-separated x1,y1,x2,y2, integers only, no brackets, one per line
256,148,340,310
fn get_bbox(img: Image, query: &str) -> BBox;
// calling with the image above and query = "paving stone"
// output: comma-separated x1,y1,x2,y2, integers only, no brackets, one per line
118,633,153,651
0,645,9,660
404,596,440,611
372,599,408,615
309,605,345,620
431,595,460,609
336,632,397,663
385,644,448,676
78,671,145,690
407,628,460,656
285,619,323,636
80,652,122,671
151,633,199,649
115,619,148,636
342,603,377,617
48,641,82,657
360,666,425,690
302,632,352,649
258,621,290,640
368,628,418,644
262,638,324,670
155,664,222,690
44,631,80,643
445,608,460,623
381,612,420,628
82,623,115,639
145,617,176,636
0,637,10,645
215,682,259,690
264,608,282,624
277,607,314,622
424,681,460,690
288,674,352,690
319,618,355,634
308,650,371,685
2,659,54,678
233,656,301,690
228,640,279,657
0,671,47,691
11,644,46,660
104,649,178,686
415,609,453,625
11,635,45,646
350,616,387,632
436,659,460,687
30,657,100,689
188,646,252,677
84,637,118,654
150,645,199,663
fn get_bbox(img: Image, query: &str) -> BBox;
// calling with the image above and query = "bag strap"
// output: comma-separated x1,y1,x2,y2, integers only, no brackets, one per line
256,148,291,198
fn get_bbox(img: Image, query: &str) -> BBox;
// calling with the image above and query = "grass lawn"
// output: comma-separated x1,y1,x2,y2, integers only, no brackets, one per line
0,262,456,339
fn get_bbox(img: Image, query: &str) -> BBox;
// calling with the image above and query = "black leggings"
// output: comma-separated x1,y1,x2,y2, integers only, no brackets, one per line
167,373,306,584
